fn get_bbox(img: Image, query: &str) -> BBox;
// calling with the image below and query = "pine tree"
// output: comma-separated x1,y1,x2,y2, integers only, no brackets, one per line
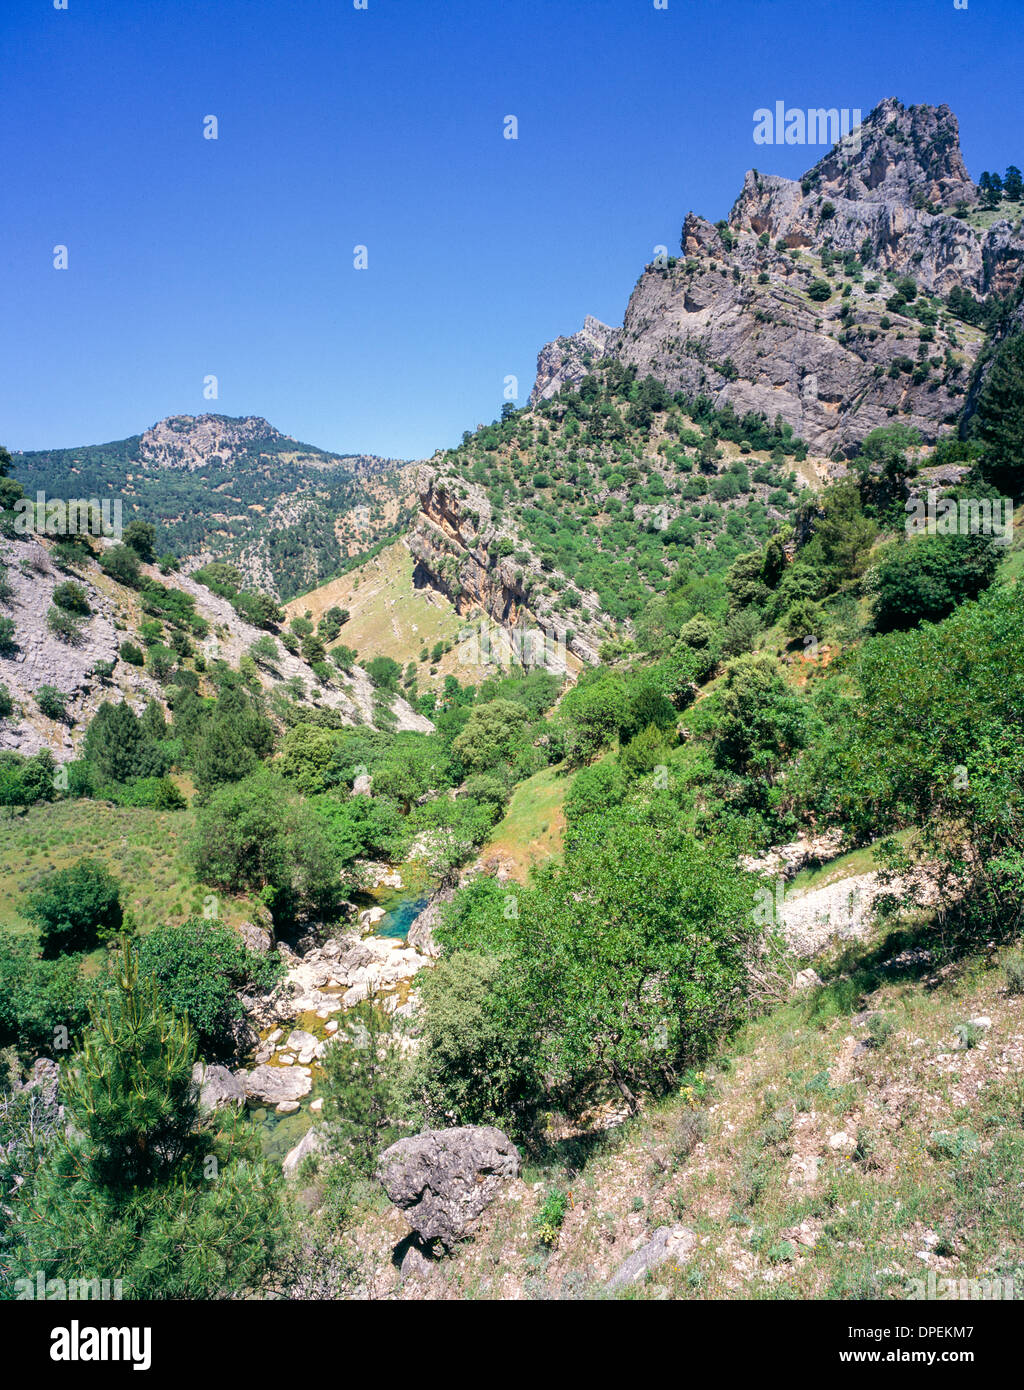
977,331,1024,490
82,700,166,784
6,945,286,1298
140,696,168,741
321,994,403,1180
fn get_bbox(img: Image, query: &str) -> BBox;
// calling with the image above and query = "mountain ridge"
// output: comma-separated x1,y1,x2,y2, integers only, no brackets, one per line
530,98,1024,456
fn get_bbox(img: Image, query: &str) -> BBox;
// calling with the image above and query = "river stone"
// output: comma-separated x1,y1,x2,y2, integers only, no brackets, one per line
407,897,444,959
276,1101,301,1115
192,1062,246,1115
377,1125,521,1247
244,1064,313,1107
282,1126,322,1176
238,921,272,954
605,1225,697,1292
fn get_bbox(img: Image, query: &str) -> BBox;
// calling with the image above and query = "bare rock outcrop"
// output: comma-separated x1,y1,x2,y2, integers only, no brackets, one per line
244,1063,313,1109
192,1062,246,1115
530,99,1023,458
530,314,617,405
606,1224,698,1293
407,467,601,666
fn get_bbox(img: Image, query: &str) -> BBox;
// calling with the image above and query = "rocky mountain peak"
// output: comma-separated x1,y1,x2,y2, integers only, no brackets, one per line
528,98,1022,456
529,315,617,405
802,97,976,209
138,414,289,470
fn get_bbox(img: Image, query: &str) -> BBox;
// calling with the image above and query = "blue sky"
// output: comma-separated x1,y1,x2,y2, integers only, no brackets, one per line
1,0,1020,460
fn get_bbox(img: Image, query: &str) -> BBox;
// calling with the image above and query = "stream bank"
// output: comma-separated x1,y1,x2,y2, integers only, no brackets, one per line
238,863,443,1162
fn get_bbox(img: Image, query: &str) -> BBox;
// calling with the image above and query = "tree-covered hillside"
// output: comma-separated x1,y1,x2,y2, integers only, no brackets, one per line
13,415,414,600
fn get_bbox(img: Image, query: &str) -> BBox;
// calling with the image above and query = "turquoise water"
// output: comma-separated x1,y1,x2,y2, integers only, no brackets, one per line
378,894,429,941
251,885,431,1159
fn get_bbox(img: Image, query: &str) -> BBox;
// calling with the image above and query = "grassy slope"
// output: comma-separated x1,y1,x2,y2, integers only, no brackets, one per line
964,199,1024,232
346,905,1024,1300
478,763,569,883
285,538,583,692
284,541,486,689
0,800,260,939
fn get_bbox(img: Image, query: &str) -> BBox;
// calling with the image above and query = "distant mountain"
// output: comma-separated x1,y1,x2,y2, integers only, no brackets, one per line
531,98,1024,455
14,414,416,600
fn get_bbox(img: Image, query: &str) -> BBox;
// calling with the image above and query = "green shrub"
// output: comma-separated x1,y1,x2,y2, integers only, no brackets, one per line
534,1188,569,1246
52,580,91,614
365,656,401,690
46,604,85,644
1004,952,1024,996
137,918,281,1059
35,685,68,721
929,1128,979,1161
866,1012,896,1048
23,859,124,956
99,544,141,588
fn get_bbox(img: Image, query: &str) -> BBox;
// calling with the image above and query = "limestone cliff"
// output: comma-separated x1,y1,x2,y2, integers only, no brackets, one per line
407,468,602,666
530,315,618,406
531,99,1024,456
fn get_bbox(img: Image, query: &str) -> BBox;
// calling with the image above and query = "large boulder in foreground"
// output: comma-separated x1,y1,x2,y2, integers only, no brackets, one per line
377,1126,521,1246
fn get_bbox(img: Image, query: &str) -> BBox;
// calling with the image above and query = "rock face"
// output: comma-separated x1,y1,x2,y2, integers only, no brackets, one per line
21,1057,61,1109
530,99,1024,457
237,920,273,955
530,314,617,405
376,1125,521,1246
282,1125,322,1177
805,99,977,210
406,893,448,959
407,467,601,665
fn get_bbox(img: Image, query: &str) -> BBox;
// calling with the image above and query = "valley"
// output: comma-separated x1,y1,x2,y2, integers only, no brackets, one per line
2,94,1024,1310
